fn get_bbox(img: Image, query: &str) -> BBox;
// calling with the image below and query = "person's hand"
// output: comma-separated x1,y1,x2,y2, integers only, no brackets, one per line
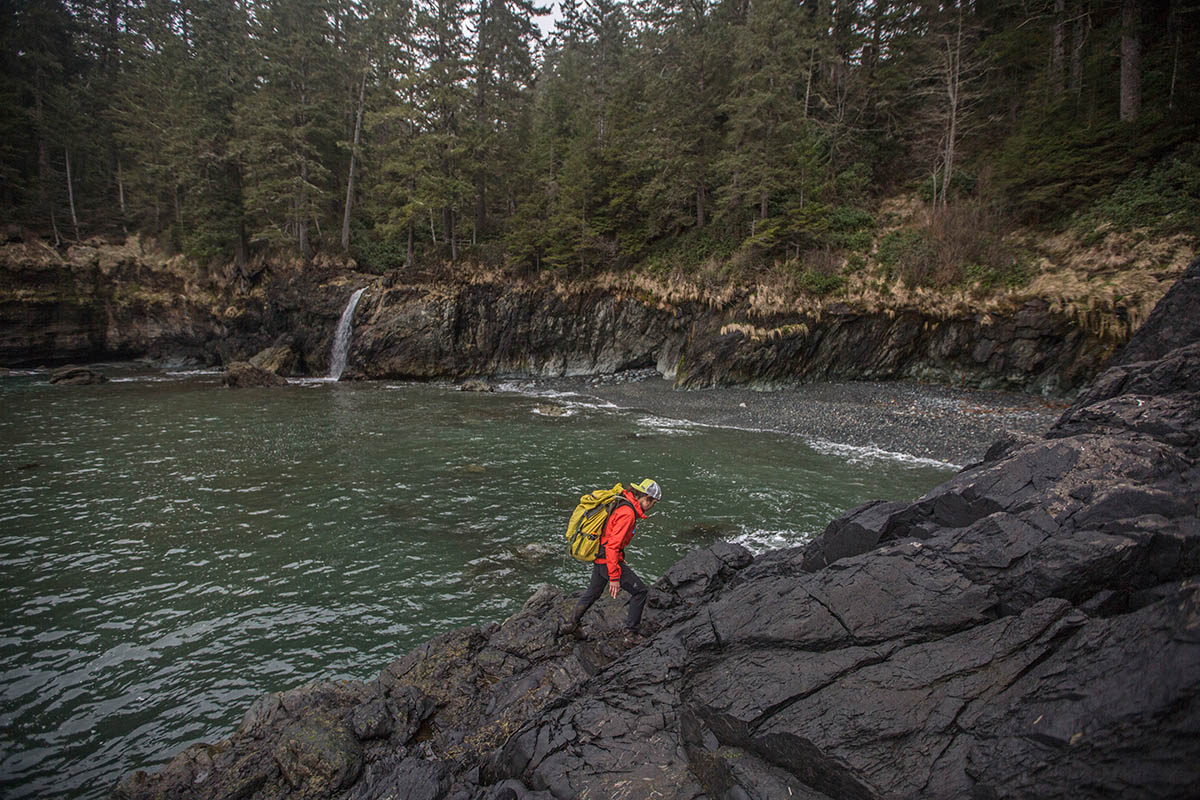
608,580,620,599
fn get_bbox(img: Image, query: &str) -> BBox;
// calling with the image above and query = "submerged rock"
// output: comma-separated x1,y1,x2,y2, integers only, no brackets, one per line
115,258,1200,799
48,365,107,385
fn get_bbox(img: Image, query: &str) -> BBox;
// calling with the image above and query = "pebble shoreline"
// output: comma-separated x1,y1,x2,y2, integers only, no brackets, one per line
533,371,1065,467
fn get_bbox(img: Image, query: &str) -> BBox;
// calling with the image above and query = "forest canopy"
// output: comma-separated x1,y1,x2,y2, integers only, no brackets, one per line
2,0,1197,278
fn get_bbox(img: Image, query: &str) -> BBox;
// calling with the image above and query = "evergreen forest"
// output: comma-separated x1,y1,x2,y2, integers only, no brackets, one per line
3,0,1198,285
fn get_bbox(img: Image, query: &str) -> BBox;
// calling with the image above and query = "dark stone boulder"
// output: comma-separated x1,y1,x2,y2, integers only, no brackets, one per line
652,541,753,608
249,340,300,376
274,717,363,794
48,365,107,385
223,360,289,388
115,678,437,800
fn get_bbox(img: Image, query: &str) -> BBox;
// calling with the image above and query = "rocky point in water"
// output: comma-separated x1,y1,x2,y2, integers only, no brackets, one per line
223,360,289,388
115,258,1200,800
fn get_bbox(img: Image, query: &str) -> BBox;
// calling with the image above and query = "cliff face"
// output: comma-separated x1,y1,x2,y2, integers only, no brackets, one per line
0,238,1137,395
345,281,1112,395
0,239,374,374
349,281,683,380
0,240,228,366
115,258,1200,799
671,298,1108,393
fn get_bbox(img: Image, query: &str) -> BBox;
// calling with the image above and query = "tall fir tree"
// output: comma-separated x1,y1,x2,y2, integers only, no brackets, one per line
240,0,343,260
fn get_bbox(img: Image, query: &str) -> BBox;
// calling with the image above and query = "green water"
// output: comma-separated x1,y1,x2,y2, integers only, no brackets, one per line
0,367,954,798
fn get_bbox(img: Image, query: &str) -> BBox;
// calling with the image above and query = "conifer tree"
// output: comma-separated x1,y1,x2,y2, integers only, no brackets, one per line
240,0,343,260
469,0,543,241
633,0,732,236
179,0,251,264
406,0,476,261
717,0,818,240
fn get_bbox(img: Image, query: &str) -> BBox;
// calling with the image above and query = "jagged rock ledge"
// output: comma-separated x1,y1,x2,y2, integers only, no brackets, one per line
345,280,1113,395
115,262,1200,798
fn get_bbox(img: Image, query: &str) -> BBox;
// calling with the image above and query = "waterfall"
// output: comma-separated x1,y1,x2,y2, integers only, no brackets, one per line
328,287,366,380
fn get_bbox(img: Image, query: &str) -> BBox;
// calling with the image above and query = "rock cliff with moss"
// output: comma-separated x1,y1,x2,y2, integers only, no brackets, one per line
1,228,1192,396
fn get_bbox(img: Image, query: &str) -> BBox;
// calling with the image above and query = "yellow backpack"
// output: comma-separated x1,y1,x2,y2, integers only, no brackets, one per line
565,483,629,562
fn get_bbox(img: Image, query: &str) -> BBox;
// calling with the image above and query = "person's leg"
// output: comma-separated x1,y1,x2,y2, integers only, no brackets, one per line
566,562,609,629
620,565,648,631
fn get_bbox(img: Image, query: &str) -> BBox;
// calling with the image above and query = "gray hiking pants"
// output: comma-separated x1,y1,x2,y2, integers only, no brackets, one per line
570,562,648,631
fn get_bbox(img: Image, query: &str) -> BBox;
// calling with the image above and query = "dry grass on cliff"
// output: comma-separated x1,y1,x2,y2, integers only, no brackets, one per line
558,200,1195,346
8,198,1188,351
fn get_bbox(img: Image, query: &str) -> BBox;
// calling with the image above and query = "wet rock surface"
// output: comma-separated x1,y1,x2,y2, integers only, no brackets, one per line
114,260,1200,799
250,340,301,376
48,365,108,385
223,361,289,388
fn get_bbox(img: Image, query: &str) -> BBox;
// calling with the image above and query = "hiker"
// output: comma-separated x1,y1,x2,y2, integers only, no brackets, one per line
562,478,662,646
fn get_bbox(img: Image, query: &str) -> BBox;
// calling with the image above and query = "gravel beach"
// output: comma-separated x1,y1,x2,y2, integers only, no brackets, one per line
531,371,1065,468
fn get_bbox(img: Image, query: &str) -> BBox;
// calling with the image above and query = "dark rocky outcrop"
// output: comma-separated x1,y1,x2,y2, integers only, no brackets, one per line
0,239,374,374
250,340,301,376
350,282,681,381
670,298,1113,394
2,238,1158,395
115,258,1200,799
0,240,230,367
224,361,289,388
346,284,1114,395
48,365,108,385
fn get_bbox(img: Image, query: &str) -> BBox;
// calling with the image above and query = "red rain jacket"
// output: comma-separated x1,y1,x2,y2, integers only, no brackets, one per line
595,489,646,582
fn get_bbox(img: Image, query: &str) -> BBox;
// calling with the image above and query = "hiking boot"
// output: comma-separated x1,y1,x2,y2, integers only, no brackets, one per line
622,629,645,648
560,620,582,639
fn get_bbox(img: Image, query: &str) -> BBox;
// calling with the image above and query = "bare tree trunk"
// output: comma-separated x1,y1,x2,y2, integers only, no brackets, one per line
803,48,815,119
445,208,457,261
868,0,886,77
1167,0,1180,109
940,11,964,209
406,222,414,266
1051,0,1066,96
34,70,60,246
1070,0,1089,94
1120,0,1141,122
342,70,368,252
116,158,127,216
475,179,486,242
299,160,311,260
65,148,80,240
475,0,490,238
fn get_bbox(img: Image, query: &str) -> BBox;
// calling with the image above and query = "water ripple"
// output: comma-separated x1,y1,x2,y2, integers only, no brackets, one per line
0,369,953,799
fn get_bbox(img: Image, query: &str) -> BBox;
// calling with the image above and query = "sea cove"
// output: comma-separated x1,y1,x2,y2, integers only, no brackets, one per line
0,368,1008,799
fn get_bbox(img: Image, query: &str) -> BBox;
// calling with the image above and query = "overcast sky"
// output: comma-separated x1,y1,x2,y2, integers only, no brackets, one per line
536,2,560,40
